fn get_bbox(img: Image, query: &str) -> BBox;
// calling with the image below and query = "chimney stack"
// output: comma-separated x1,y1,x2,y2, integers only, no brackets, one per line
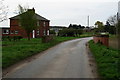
28,8,35,13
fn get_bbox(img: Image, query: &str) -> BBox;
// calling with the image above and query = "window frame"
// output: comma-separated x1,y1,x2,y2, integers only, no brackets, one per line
37,29,40,35
43,30,46,35
15,31,18,34
10,30,14,34
2,29,9,34
43,21,46,27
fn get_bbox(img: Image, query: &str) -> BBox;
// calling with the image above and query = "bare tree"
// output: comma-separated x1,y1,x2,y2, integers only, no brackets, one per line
107,15,117,26
117,25,120,49
0,0,8,22
117,18,120,50
108,14,120,49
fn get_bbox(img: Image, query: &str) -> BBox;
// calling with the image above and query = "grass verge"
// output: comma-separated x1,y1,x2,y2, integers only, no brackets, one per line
89,40,120,79
2,37,80,69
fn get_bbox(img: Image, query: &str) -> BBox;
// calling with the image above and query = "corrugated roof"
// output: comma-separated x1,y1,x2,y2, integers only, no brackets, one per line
10,13,50,21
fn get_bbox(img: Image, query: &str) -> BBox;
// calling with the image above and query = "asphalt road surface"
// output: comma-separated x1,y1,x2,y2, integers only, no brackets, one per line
4,37,95,78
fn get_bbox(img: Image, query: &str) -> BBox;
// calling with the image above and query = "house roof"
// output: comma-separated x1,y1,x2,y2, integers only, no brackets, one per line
0,27,10,29
10,13,50,21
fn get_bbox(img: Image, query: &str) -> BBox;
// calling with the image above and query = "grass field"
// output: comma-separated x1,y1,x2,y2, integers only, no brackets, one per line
2,37,80,69
89,40,120,79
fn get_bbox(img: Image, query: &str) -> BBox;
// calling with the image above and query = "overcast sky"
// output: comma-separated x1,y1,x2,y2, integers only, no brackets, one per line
0,0,119,27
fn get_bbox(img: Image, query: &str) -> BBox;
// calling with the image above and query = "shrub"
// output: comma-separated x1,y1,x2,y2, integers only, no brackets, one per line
49,30,56,35
2,36,9,41
2,36,23,41
13,36,23,41
42,35,54,43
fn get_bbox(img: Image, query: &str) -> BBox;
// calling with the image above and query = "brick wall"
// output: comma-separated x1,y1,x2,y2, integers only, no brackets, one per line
9,19,50,38
93,35,109,47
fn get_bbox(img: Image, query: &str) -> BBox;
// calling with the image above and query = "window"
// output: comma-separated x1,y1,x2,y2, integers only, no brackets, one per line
10,31,14,34
43,22,46,27
19,23,21,26
3,29,9,34
37,29,40,35
43,30,46,35
37,21,40,26
15,31,18,34
47,30,49,35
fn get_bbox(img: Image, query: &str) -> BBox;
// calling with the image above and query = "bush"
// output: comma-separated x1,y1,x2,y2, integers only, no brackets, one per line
42,35,54,43
58,29,82,37
2,36,9,41
13,36,23,41
49,30,56,35
2,36,23,41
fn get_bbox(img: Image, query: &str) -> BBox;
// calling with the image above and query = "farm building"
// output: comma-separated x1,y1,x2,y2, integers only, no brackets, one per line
1,8,50,38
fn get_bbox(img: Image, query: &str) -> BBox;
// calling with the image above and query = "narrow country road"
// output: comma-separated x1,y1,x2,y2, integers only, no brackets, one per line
3,37,95,78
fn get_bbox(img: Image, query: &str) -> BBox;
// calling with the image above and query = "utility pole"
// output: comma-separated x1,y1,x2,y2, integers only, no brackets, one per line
87,15,89,27
117,1,120,78
117,13,120,49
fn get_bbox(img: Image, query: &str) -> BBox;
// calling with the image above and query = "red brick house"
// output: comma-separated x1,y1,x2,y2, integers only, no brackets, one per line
1,9,50,38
